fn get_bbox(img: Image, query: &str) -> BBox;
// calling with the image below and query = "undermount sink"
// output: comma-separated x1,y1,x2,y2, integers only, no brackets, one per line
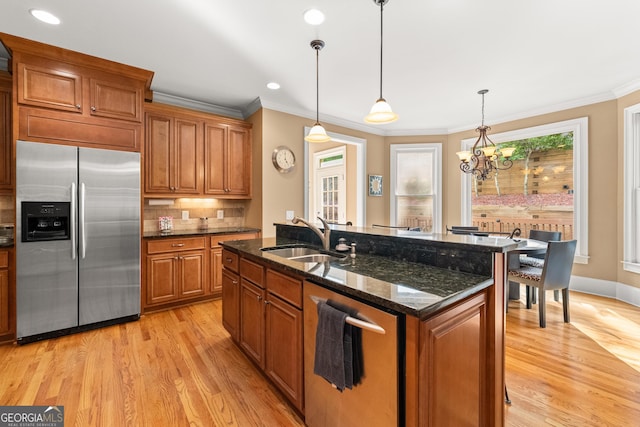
261,245,346,263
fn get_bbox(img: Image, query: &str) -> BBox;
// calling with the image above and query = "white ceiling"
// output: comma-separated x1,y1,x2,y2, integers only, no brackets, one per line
2,0,640,136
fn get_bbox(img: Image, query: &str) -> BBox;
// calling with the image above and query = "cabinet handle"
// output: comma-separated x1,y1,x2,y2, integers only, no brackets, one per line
225,257,233,263
171,243,185,247
90,106,96,112
170,186,176,191
232,279,238,284
264,300,270,305
257,295,262,301
75,104,81,109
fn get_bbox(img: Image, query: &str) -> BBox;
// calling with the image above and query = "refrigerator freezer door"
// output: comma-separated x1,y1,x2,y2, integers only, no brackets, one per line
16,141,79,339
78,148,140,325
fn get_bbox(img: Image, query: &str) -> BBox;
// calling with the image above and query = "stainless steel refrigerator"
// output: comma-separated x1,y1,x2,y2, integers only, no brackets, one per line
16,140,141,343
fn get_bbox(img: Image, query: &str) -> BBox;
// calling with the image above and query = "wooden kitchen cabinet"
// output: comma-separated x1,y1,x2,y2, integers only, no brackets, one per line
144,102,252,199
144,237,207,309
16,58,144,122
0,33,154,152
145,108,202,195
204,121,252,198
210,233,259,297
0,73,11,193
224,254,304,412
0,250,10,336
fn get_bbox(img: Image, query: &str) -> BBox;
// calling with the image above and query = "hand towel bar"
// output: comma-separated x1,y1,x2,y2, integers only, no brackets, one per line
309,295,386,335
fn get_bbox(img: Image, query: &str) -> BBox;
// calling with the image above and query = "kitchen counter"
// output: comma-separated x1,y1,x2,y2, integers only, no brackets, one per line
222,236,495,319
143,226,261,239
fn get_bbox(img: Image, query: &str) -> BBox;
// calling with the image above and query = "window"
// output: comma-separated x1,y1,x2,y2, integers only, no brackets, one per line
390,143,442,233
623,104,640,273
460,117,589,263
313,147,346,223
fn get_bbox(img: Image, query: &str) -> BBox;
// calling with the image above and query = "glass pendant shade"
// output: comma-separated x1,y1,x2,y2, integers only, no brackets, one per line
365,98,398,124
305,123,331,143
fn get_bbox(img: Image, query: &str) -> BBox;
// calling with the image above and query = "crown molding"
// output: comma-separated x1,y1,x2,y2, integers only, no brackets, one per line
152,91,244,119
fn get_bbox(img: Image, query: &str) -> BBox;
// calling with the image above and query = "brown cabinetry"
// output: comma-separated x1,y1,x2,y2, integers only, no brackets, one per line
145,109,202,195
144,103,252,198
210,233,259,297
0,250,10,336
204,122,252,197
224,254,304,412
0,73,11,193
0,33,152,151
144,237,207,308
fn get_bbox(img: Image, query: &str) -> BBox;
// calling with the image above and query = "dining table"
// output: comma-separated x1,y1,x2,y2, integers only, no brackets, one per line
506,238,548,301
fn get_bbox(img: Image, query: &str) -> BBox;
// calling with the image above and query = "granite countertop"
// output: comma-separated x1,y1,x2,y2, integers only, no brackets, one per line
143,227,261,239
221,237,494,320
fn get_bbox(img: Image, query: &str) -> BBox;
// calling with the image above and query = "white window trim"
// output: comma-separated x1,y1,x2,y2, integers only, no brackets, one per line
390,143,442,233
623,104,640,273
303,128,366,226
460,117,589,264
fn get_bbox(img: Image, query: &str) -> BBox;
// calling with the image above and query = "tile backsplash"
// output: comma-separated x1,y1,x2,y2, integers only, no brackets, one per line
143,198,247,232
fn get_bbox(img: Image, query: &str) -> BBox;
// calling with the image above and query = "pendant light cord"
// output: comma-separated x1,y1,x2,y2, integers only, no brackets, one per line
316,46,320,123
379,1,384,100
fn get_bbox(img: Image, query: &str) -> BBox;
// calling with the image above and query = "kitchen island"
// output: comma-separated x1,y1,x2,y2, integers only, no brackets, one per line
221,224,519,426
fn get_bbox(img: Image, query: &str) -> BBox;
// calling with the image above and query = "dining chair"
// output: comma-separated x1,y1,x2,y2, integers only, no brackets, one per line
507,240,577,327
520,230,562,302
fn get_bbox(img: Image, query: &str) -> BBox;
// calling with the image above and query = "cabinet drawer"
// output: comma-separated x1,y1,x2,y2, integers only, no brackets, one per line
0,251,7,268
222,249,239,273
267,269,302,308
240,258,264,288
211,233,258,248
146,237,206,254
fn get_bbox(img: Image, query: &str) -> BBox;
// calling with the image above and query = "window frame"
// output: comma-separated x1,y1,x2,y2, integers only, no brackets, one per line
623,104,640,273
390,143,442,233
460,117,589,264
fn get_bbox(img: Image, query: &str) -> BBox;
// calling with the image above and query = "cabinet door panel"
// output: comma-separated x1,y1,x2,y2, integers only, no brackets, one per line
203,122,226,195
90,78,142,122
145,114,173,193
222,269,240,341
0,78,11,191
240,279,265,368
147,255,177,304
17,62,83,112
175,119,201,194
266,294,303,411
227,126,251,196
0,269,8,334
211,247,222,295
180,251,206,297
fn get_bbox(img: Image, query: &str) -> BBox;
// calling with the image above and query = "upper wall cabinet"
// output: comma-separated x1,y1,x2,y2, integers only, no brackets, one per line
0,73,11,193
204,122,252,197
0,32,154,152
144,103,252,199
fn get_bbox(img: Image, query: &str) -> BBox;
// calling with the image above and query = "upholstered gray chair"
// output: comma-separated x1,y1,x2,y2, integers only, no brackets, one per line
508,240,577,327
519,229,563,302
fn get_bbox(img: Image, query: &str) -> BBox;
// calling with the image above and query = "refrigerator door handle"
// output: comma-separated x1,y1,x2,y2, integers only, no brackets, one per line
79,182,86,259
71,182,77,260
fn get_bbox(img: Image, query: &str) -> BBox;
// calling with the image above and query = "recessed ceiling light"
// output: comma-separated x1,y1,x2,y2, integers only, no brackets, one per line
304,9,325,26
29,9,61,25
267,82,280,90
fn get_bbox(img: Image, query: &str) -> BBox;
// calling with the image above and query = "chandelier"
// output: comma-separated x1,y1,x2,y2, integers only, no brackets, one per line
456,89,515,180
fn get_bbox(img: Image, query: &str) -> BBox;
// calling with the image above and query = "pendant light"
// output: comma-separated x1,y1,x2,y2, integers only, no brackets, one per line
365,0,398,124
305,40,331,143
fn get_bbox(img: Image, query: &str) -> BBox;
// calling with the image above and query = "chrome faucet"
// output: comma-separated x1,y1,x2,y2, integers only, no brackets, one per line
292,216,331,250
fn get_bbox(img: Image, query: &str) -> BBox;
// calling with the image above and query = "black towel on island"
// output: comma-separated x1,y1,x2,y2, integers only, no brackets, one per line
326,300,364,387
314,301,348,391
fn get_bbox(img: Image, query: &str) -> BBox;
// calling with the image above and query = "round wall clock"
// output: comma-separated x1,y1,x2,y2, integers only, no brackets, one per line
272,145,296,173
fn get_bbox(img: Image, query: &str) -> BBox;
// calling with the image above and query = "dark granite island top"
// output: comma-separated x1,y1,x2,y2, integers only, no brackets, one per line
221,223,519,320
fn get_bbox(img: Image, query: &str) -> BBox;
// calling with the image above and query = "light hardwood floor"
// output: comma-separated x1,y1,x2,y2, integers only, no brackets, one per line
0,289,639,426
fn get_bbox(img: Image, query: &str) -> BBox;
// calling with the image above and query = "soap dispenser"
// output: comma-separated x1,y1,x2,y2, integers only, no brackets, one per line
335,237,350,252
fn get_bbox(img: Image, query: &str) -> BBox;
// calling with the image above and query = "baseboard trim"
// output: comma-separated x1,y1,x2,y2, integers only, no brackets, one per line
571,275,640,307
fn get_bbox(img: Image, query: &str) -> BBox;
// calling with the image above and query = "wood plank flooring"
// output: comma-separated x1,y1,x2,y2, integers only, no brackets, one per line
0,289,638,426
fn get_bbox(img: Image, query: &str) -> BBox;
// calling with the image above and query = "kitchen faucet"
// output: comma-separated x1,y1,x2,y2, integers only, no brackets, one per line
292,216,331,250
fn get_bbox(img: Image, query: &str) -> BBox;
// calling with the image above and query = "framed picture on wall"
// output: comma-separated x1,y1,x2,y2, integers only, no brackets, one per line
369,174,383,196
